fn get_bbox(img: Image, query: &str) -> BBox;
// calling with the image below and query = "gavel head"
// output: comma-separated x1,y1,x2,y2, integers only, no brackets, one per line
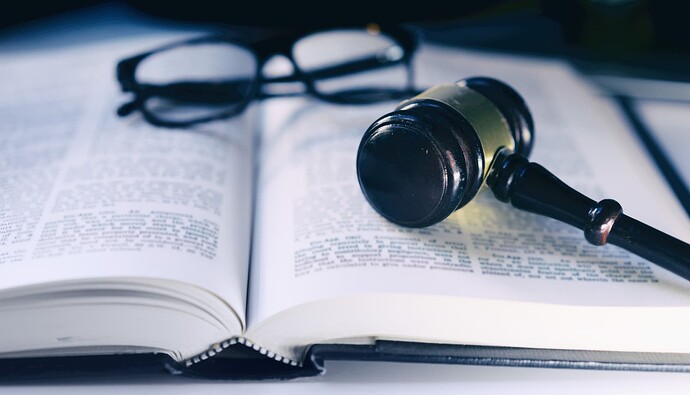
356,77,534,227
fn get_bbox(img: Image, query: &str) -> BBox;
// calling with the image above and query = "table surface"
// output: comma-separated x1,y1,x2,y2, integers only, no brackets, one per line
1,361,689,394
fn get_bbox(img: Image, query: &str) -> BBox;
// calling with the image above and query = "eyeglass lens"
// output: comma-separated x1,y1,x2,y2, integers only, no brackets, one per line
292,30,409,100
136,43,258,124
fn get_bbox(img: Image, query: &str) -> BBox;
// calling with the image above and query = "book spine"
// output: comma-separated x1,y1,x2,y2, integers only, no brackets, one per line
183,337,301,368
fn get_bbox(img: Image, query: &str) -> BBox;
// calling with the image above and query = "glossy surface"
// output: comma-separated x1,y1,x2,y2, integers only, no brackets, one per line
357,124,447,226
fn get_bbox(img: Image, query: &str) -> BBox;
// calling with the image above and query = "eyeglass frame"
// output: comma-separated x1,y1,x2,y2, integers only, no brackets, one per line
116,24,420,128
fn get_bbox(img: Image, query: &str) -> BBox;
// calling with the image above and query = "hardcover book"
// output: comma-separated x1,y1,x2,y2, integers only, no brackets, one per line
1,28,690,381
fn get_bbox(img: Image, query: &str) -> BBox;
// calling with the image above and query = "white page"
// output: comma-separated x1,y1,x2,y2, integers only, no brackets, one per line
249,43,690,326
0,34,254,323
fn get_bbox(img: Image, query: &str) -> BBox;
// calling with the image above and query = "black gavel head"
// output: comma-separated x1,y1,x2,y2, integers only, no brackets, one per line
356,77,534,228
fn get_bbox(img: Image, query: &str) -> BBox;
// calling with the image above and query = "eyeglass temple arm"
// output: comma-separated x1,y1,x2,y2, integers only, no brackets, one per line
264,51,410,84
116,79,253,118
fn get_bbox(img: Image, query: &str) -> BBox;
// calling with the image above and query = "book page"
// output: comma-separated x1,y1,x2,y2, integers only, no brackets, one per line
0,34,253,324
248,43,690,329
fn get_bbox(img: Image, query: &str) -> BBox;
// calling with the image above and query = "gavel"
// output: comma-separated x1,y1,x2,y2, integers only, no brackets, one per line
356,77,690,283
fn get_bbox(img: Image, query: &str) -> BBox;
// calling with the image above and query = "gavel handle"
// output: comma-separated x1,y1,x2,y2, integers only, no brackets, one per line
490,153,690,282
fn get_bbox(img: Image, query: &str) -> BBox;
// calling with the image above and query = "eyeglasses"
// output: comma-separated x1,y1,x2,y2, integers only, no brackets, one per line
116,24,420,128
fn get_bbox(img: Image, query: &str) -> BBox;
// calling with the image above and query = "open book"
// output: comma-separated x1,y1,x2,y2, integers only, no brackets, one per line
2,29,690,380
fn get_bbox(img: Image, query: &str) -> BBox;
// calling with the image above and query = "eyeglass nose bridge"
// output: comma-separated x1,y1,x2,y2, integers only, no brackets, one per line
257,54,316,98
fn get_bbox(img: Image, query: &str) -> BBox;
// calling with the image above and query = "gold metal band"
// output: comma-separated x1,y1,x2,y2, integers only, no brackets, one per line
402,83,515,179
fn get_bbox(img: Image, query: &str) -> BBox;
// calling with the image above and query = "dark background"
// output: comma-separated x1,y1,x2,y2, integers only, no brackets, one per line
2,0,690,81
